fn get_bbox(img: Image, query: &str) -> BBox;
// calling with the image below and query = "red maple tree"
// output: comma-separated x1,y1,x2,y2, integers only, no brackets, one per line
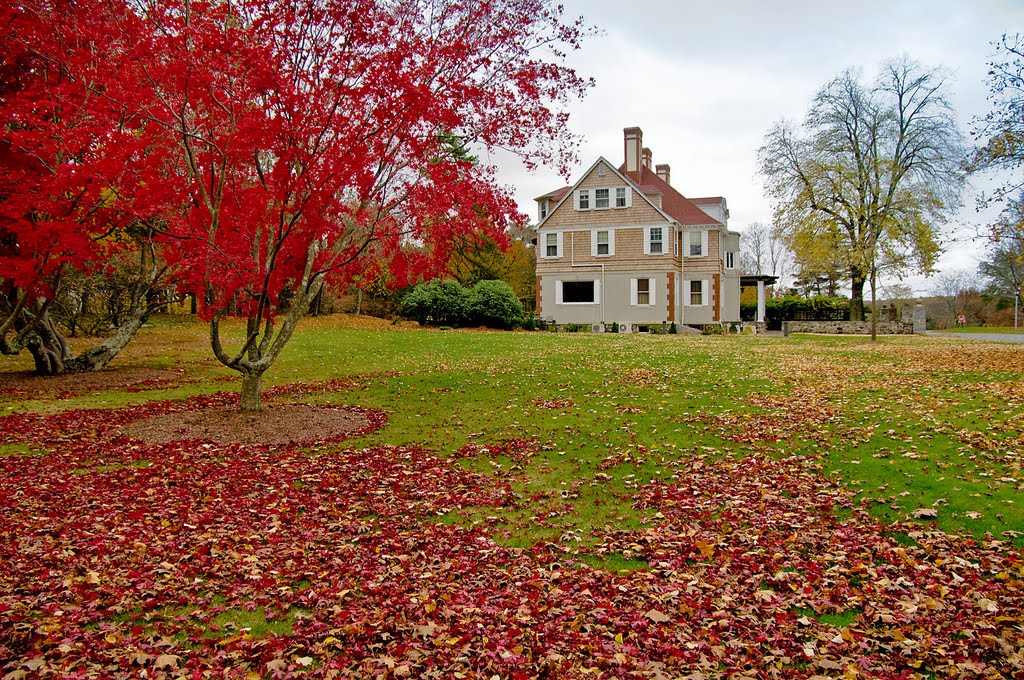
3,0,590,408
1,1,176,374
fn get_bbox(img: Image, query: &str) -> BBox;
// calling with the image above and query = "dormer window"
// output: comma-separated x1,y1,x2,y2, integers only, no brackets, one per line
539,200,548,221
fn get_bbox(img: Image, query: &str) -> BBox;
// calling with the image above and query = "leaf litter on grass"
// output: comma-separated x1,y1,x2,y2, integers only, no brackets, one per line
2,379,1023,678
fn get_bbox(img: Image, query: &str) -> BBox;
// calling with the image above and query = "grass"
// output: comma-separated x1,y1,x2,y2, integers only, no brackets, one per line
2,314,1022,548
939,326,1024,334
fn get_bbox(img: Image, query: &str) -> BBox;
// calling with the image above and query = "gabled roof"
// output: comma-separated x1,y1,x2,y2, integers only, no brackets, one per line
624,165,722,227
537,156,679,229
536,156,721,230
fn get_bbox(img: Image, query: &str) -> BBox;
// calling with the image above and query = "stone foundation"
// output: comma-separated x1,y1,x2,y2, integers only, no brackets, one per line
782,320,915,336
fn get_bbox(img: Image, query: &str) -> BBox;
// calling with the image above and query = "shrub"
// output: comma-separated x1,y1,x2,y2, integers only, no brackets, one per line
431,279,471,326
669,322,678,334
610,321,619,333
564,322,580,333
400,279,470,326
400,284,433,325
468,280,524,329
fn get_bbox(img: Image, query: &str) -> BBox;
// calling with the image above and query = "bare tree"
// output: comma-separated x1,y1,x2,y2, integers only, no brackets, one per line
931,271,984,328
759,58,966,323
739,222,791,290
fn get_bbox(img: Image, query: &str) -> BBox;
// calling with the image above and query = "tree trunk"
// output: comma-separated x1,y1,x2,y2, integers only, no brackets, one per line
850,269,866,321
22,314,72,376
239,369,264,412
64,302,150,372
869,264,878,342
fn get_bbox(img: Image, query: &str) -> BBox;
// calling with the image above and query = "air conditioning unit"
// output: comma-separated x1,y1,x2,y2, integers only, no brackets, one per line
592,323,604,333
619,321,632,334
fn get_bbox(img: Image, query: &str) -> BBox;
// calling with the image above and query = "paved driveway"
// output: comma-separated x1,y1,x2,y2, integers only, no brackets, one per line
926,331,1024,344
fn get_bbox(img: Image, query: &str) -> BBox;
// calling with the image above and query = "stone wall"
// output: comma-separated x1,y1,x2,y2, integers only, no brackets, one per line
782,320,915,336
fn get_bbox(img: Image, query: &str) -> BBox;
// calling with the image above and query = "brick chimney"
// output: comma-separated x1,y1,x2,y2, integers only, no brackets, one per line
623,127,643,182
642,148,653,171
656,163,671,186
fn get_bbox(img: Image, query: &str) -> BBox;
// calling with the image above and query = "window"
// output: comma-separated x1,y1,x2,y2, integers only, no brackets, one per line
630,278,656,306
575,186,629,210
539,201,548,221
637,279,650,305
596,230,610,255
687,231,706,257
576,189,590,210
688,280,708,306
556,280,599,304
725,251,735,269
648,227,664,254
543,232,561,258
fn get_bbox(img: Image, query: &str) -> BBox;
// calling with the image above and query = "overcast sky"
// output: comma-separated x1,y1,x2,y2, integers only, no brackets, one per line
491,0,1024,294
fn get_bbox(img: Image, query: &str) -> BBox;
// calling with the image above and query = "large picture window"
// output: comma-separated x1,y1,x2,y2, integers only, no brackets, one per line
562,281,595,303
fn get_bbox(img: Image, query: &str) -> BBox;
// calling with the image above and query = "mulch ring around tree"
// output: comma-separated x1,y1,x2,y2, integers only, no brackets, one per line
119,402,375,446
0,366,190,399
0,376,390,448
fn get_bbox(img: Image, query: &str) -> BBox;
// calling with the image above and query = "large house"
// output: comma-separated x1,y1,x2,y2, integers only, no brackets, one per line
534,126,742,331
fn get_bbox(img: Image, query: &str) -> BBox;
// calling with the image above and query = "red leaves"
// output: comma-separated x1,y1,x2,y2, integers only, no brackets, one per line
2,385,1023,676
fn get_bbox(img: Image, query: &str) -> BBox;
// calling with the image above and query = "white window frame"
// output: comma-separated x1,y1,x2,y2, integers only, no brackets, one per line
541,231,562,259
725,251,735,269
575,189,591,210
591,228,615,257
684,230,709,258
615,187,629,208
594,188,610,209
575,186,631,211
686,279,710,307
644,226,666,255
539,200,548,221
555,279,601,305
630,277,656,306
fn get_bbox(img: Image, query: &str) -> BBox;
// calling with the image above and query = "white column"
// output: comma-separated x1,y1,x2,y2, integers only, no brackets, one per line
756,281,766,323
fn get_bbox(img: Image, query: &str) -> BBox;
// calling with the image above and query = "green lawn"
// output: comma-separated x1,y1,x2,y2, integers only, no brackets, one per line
4,315,1022,547
940,325,1024,334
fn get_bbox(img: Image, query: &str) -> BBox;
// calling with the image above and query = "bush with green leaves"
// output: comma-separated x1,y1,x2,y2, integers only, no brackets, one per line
400,279,470,326
468,280,523,329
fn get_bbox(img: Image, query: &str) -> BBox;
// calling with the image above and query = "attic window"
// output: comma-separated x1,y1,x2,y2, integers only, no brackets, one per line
615,187,628,208
577,189,590,210
595,188,610,209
